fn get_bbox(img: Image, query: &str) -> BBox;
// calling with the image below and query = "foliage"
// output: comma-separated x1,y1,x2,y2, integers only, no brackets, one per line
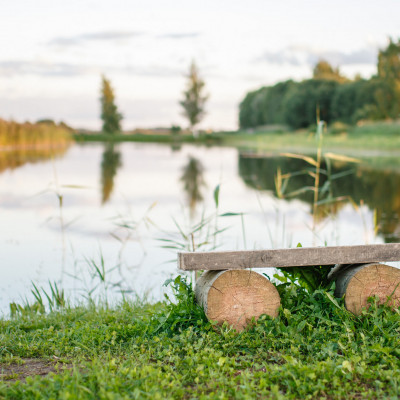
2,283,400,398
238,87,267,129
283,79,339,129
170,125,182,135
100,76,123,135
274,245,334,292
331,79,385,123
377,38,400,119
238,81,294,129
152,276,207,335
313,60,347,83
239,39,400,129
179,61,208,134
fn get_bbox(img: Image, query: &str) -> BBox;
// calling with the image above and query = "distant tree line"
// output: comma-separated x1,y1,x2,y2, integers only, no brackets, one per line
239,39,400,130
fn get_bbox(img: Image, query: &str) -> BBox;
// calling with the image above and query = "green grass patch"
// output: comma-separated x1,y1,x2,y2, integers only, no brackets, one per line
74,121,400,156
73,132,224,145
2,277,400,399
222,121,400,155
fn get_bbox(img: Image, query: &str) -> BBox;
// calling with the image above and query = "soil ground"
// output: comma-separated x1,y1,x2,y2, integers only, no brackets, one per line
0,358,71,382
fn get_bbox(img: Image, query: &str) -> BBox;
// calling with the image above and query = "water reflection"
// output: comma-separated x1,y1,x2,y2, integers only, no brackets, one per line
100,143,122,204
170,142,182,152
180,155,206,217
238,153,400,242
0,145,71,173
2,142,400,313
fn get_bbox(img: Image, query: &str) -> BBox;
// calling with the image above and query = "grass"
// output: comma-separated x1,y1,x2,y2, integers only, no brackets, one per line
2,119,400,398
0,119,74,173
74,131,224,145
222,120,400,155
0,119,73,148
73,120,400,157
2,278,400,399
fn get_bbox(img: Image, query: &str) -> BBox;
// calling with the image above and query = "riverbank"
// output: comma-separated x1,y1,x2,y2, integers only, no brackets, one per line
74,120,400,155
1,279,400,399
225,120,400,155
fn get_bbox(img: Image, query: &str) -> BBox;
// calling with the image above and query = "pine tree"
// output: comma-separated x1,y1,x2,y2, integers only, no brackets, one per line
100,76,123,134
180,61,208,136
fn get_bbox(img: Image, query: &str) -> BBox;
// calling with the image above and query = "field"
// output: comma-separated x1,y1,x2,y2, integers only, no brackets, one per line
1,277,400,399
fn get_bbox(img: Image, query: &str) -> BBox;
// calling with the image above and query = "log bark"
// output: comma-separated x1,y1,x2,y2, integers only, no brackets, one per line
195,270,280,331
334,263,400,315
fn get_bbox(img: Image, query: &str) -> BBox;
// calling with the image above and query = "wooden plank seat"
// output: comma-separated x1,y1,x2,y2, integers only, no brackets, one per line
178,243,400,331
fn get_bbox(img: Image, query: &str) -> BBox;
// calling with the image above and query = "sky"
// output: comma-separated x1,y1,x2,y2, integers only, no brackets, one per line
1,0,400,130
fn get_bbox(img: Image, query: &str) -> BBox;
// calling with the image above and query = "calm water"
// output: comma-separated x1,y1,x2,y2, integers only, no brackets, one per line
1,142,400,313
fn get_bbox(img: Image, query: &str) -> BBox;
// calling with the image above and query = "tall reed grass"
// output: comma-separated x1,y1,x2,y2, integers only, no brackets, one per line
0,119,74,173
0,119,73,148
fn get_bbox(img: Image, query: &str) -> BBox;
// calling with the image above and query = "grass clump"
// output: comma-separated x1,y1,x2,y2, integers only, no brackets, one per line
2,277,400,399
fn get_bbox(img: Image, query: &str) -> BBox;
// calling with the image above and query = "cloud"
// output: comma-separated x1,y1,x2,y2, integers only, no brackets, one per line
0,61,92,77
257,49,303,66
0,60,182,78
327,48,377,65
48,31,144,46
122,65,182,77
257,45,377,67
156,32,200,39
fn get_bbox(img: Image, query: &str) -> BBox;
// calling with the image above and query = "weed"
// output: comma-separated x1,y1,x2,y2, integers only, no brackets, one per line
2,282,400,399
151,275,208,335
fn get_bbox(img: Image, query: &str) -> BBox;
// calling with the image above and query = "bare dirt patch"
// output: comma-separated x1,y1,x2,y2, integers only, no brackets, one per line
0,358,72,382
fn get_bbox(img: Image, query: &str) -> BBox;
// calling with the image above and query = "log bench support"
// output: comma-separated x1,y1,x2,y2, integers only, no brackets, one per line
330,263,400,315
195,270,280,331
178,243,400,329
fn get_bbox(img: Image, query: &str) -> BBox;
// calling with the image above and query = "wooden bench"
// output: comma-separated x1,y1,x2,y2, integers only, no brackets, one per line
178,243,400,331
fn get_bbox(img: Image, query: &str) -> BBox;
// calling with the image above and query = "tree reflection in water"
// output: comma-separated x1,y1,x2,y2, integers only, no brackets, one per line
100,143,122,204
180,155,206,218
238,152,400,243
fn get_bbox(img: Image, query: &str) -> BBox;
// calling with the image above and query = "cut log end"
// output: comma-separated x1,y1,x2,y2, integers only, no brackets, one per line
335,263,400,315
195,270,280,332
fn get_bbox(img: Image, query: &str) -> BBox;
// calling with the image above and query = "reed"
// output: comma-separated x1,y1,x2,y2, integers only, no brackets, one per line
0,119,73,148
274,120,362,291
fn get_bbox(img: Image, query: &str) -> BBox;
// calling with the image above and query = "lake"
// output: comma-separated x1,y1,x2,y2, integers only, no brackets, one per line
1,141,400,314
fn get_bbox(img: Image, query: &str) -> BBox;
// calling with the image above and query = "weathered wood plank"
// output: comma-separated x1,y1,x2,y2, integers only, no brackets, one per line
178,243,400,271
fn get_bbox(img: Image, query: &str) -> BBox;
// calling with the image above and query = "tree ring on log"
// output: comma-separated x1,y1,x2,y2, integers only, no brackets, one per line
334,263,400,315
195,270,280,331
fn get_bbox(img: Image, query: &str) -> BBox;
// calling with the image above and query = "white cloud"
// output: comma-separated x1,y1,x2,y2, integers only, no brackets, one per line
48,31,144,47
257,45,378,68
156,32,201,40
